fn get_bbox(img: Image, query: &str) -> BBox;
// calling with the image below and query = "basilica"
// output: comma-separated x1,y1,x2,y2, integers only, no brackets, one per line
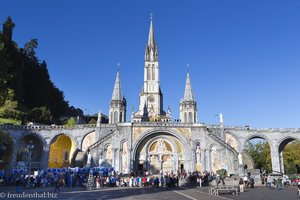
2,18,299,177
87,18,238,174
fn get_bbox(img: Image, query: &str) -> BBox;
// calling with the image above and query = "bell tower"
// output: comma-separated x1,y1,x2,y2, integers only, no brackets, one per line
132,16,170,122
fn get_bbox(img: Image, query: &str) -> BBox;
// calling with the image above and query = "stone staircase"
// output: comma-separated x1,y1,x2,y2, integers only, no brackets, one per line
206,128,238,156
88,128,118,151
73,125,119,166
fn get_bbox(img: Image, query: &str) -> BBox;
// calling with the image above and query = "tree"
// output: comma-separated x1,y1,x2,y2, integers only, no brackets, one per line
246,141,272,172
0,130,13,170
0,89,23,120
28,106,52,124
0,42,9,105
24,39,38,60
88,118,96,124
65,117,76,126
0,17,83,124
283,141,300,174
2,16,15,41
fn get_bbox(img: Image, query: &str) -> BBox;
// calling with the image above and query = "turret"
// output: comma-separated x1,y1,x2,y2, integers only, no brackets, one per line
180,67,198,123
109,69,126,124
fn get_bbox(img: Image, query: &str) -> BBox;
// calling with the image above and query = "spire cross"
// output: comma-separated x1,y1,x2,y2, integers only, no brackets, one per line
187,63,190,72
150,13,153,21
117,62,120,71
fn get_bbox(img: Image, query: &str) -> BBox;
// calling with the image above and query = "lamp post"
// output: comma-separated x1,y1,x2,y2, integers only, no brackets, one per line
27,140,34,188
215,114,219,125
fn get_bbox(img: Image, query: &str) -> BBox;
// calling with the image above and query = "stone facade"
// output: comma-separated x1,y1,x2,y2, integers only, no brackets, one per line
1,124,300,175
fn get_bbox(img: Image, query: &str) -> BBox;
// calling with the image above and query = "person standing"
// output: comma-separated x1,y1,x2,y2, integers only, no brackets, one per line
16,178,21,193
239,178,244,192
96,176,100,189
297,180,300,198
243,175,248,189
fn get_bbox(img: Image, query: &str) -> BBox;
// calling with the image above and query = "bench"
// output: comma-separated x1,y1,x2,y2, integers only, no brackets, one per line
209,185,239,196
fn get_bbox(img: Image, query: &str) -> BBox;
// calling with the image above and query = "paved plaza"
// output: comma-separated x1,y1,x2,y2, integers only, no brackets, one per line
0,185,298,200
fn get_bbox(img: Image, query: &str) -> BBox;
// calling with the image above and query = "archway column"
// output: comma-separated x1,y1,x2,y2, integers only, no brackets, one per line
111,149,115,168
42,147,49,169
205,149,211,172
174,155,178,173
127,148,131,174
172,155,176,172
191,149,196,171
270,142,280,173
279,151,284,174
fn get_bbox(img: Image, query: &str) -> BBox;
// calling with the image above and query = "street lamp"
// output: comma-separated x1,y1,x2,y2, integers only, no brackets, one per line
215,114,219,125
27,140,34,188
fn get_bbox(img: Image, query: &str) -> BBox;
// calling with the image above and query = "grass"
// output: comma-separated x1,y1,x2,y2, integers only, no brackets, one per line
0,118,21,125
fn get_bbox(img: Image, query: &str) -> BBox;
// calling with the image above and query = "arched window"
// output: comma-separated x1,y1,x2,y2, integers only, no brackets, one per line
188,112,193,123
147,64,151,80
194,113,197,123
110,112,113,123
152,64,155,80
114,111,118,123
184,112,187,123
119,112,122,122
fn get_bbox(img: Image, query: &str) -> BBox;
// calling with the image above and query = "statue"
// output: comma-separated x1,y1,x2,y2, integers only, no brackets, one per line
97,111,102,127
196,145,201,163
122,142,128,173
87,150,92,167
238,153,243,165
195,142,201,163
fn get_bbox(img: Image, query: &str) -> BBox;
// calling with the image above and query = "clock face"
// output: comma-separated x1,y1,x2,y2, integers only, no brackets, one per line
149,96,155,103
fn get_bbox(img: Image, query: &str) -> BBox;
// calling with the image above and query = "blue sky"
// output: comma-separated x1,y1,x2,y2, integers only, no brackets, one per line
1,0,300,128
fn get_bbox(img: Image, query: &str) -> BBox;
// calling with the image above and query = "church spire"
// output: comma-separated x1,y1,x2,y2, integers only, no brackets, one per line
147,14,156,49
183,66,194,101
180,65,198,123
109,67,126,124
111,69,123,101
145,14,158,62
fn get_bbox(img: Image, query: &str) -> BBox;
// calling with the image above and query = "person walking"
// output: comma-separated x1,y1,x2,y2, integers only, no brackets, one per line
54,178,60,193
267,175,272,189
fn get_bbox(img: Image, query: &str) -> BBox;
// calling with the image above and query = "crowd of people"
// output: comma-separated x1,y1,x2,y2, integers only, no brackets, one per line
0,169,223,193
5,168,300,195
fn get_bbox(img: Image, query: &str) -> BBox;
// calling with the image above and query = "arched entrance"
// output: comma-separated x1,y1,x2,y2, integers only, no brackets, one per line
16,134,43,171
210,145,218,173
48,134,76,168
244,136,272,173
134,131,189,175
81,131,96,152
278,137,300,174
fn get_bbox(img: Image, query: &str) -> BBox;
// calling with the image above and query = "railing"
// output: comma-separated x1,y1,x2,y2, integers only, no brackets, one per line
87,124,123,152
88,129,118,151
1,122,299,132
132,122,206,127
0,123,99,130
209,186,239,196
207,128,238,155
